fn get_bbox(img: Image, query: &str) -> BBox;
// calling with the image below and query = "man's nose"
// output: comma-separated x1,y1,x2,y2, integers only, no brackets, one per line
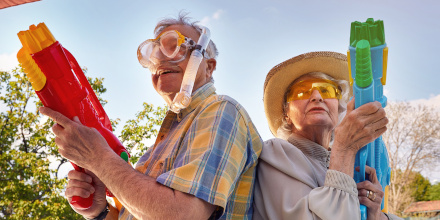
151,50,171,63
310,89,323,102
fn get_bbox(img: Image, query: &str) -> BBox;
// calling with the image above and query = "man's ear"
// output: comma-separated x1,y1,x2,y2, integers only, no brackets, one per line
205,58,216,79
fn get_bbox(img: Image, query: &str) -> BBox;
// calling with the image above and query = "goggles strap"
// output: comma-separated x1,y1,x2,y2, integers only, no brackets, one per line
194,44,207,57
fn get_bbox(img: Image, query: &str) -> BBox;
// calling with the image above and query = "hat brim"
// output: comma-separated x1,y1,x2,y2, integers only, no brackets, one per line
263,51,350,137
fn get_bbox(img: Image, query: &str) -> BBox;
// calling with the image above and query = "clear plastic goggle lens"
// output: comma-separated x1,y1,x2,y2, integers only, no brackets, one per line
137,40,155,68
286,79,341,102
137,30,192,69
159,31,181,57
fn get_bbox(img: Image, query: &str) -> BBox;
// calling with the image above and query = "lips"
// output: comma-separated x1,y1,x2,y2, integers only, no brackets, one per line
156,69,179,76
155,66,181,76
307,107,327,113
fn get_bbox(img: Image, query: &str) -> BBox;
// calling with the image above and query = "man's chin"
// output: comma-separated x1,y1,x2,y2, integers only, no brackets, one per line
157,90,178,103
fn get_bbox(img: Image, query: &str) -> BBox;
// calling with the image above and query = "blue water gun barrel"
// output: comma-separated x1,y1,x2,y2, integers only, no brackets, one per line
348,18,391,219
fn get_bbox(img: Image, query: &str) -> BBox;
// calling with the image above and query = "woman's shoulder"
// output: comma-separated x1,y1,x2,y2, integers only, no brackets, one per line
258,138,320,187
263,138,301,152
261,138,306,163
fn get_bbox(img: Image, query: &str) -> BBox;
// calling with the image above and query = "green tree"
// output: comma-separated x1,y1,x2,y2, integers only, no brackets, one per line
383,102,440,214
427,183,440,201
119,102,166,164
0,67,81,219
409,172,431,202
1,66,166,219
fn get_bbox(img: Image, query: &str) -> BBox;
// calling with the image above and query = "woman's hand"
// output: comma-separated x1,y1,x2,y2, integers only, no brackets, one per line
329,98,388,176
333,98,388,154
357,166,388,220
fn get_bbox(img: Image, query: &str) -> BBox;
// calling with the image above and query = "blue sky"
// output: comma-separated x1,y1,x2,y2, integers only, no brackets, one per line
1,0,439,181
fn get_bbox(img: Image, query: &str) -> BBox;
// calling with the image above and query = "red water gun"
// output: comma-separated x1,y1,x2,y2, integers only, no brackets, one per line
16,23,129,210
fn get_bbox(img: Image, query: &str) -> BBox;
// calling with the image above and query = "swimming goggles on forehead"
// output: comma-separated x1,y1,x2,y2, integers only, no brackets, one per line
137,30,197,69
286,78,342,102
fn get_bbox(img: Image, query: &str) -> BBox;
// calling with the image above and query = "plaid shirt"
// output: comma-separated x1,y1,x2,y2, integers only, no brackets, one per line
119,82,262,220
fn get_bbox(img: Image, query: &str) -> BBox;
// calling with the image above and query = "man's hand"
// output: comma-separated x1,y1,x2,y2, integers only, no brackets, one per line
40,106,112,169
66,169,108,219
39,107,217,219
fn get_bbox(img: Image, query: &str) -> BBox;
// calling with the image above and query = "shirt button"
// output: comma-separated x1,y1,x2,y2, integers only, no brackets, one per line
159,162,164,168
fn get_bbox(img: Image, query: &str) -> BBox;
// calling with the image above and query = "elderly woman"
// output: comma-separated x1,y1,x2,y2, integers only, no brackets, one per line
253,52,401,220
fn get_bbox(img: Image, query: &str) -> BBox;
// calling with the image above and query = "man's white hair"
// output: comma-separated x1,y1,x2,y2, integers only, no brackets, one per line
154,11,218,60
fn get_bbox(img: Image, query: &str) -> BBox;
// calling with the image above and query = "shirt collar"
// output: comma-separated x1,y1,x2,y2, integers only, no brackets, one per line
287,133,330,167
175,82,216,122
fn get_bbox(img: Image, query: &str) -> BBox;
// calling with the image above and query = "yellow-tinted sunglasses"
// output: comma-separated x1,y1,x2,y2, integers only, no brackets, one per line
286,78,342,102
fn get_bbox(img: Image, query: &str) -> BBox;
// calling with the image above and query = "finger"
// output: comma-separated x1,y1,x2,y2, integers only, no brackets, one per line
346,98,355,115
355,101,382,116
353,126,387,149
67,178,95,194
40,107,73,128
72,116,83,125
357,180,373,190
369,116,388,133
358,188,381,207
372,127,387,139
67,170,93,183
52,123,65,136
357,181,384,201
363,106,387,127
359,194,379,209
54,137,66,151
365,166,379,184
65,183,95,199
358,188,368,197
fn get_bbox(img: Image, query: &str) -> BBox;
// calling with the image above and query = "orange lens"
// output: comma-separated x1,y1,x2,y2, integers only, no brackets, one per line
286,79,341,102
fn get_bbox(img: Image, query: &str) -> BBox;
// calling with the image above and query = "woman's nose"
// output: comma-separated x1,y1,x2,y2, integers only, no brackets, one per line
310,89,323,102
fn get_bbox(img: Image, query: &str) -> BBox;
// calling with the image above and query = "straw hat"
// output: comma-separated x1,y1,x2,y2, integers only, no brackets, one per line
263,51,350,136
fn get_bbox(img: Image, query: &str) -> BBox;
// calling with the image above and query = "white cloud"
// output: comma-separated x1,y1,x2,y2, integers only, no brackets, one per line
199,9,224,26
0,53,19,71
383,88,390,97
409,94,440,110
212,9,224,20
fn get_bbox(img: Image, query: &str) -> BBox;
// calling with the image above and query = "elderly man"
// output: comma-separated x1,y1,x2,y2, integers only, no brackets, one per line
41,13,262,220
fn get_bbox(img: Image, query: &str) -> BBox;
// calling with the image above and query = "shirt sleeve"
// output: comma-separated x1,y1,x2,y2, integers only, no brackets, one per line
253,139,361,220
156,99,259,214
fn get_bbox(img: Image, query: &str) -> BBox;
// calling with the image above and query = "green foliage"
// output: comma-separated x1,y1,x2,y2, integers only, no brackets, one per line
119,102,166,164
410,172,431,202
427,183,440,201
1,66,166,219
0,67,82,219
